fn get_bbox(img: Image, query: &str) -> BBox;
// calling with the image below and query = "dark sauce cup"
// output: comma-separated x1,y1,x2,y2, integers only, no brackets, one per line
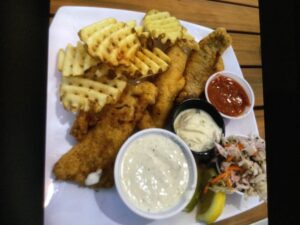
166,99,225,164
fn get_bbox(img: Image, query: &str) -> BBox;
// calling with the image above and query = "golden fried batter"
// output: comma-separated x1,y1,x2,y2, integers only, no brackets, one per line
176,28,232,103
53,82,158,188
138,45,188,129
70,110,102,141
215,57,225,72
137,110,155,129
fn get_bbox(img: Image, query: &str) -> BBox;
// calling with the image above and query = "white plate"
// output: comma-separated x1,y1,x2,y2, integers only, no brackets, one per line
45,6,262,225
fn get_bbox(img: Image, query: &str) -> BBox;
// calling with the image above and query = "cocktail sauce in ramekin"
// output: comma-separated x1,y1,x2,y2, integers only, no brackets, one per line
207,75,250,117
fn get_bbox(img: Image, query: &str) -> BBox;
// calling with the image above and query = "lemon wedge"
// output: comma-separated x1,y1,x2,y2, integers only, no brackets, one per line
196,190,226,224
196,167,226,224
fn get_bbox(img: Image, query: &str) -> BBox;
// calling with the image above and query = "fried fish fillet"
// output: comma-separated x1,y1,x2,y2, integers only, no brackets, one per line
214,57,225,72
138,45,188,129
70,110,102,141
53,81,158,188
176,27,232,103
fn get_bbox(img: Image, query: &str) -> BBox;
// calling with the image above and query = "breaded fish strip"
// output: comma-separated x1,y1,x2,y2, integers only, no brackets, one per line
137,110,155,129
138,45,188,129
53,81,158,188
70,110,102,142
176,27,232,103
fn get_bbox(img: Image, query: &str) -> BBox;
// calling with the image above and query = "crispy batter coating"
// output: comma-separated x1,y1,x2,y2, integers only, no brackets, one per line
176,27,231,103
138,45,188,129
215,57,224,72
137,110,155,129
53,82,158,188
70,110,102,141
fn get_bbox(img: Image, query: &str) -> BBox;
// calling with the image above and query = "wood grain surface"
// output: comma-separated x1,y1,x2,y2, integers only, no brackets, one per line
211,0,259,7
230,33,261,66
255,109,265,138
51,0,260,32
49,0,266,224
243,68,263,107
214,202,268,225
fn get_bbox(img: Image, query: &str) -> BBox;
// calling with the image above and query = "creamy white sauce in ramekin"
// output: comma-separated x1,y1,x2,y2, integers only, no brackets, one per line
174,109,222,152
120,134,189,213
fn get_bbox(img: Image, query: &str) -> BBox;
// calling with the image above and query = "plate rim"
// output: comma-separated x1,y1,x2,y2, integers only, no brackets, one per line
45,6,261,225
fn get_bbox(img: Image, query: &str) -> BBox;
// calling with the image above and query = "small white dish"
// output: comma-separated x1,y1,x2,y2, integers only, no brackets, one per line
114,128,197,220
205,71,255,120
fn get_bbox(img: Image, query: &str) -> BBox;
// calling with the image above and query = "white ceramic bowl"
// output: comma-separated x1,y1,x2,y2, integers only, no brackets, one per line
114,128,197,220
205,71,255,120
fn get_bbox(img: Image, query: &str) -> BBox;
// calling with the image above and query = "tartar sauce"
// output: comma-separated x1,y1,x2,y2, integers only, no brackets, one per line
174,109,222,152
85,169,102,186
120,134,189,213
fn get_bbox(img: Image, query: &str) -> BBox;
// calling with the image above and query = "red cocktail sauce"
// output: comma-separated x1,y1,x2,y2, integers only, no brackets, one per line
207,75,250,117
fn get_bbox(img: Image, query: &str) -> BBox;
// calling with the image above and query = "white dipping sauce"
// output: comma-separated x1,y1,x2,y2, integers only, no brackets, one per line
120,134,189,213
85,169,102,186
174,109,222,152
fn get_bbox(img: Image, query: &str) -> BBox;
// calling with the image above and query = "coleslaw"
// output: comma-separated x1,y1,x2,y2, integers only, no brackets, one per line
205,135,267,201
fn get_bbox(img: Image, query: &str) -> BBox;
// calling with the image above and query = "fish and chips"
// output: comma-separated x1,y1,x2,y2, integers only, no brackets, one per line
53,9,232,189
53,82,158,188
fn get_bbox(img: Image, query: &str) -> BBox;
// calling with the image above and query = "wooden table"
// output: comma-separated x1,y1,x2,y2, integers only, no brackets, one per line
49,0,267,224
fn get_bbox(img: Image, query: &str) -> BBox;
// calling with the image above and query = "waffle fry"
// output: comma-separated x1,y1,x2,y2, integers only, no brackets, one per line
79,19,141,66
126,22,150,45
58,42,99,76
134,26,150,39
136,48,170,75
83,64,111,81
179,29,199,51
126,20,137,28
60,76,126,112
143,9,198,50
114,47,171,78
99,76,127,92
60,87,108,112
143,9,183,44
134,25,151,48
151,47,171,63
78,18,117,42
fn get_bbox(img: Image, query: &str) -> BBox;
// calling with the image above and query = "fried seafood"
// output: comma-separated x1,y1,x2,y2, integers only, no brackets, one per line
53,81,158,188
70,110,102,142
176,28,232,103
138,45,188,129
136,110,155,129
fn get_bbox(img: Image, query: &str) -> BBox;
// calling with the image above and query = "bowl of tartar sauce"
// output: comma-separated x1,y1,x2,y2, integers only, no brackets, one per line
114,128,197,220
170,99,225,163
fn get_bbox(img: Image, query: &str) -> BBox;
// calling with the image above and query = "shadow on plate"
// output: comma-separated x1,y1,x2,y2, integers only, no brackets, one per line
54,67,76,145
94,187,153,225
223,117,231,127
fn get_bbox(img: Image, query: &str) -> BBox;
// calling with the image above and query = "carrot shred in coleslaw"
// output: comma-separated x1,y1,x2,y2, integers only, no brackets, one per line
206,135,267,201
204,165,243,194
